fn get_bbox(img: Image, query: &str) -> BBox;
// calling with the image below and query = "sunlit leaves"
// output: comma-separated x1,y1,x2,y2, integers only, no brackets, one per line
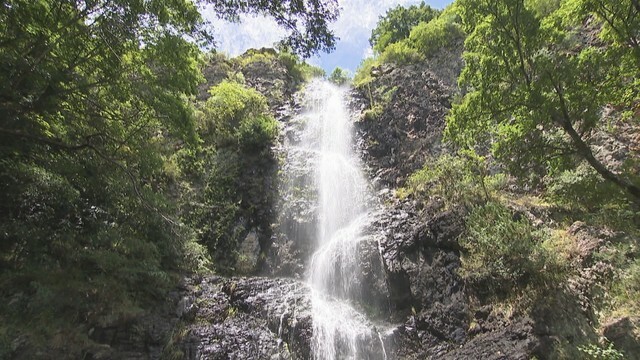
204,0,339,57
369,1,440,53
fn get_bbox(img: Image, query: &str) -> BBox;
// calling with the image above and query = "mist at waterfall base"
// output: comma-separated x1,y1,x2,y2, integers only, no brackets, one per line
279,80,389,359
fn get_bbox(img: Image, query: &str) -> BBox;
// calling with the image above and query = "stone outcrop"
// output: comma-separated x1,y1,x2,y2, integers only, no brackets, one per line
350,58,544,359
353,63,451,187
176,276,313,360
78,277,314,360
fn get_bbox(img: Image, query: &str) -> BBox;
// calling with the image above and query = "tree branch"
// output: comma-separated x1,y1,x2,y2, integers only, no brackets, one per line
0,127,182,227
548,76,640,201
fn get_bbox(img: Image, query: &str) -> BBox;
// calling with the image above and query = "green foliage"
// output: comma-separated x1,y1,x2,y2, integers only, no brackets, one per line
0,0,340,353
546,163,628,207
299,63,327,80
203,81,278,149
192,150,243,272
278,49,325,82
447,0,640,199
361,3,465,73
379,40,424,65
238,114,278,150
181,145,276,275
353,57,380,88
609,256,640,319
183,80,277,275
408,7,465,56
240,49,277,67
236,0,340,58
370,1,440,53
362,104,384,122
578,342,625,360
525,0,562,17
402,151,495,209
239,47,324,87
461,202,567,297
328,67,351,85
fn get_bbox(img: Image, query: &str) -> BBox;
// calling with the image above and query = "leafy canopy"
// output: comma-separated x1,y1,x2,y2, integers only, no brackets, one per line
328,67,351,85
369,1,440,53
206,0,340,58
447,0,640,200
0,0,339,351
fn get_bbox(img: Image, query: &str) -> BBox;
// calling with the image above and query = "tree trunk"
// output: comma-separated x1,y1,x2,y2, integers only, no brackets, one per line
550,79,640,202
559,119,640,202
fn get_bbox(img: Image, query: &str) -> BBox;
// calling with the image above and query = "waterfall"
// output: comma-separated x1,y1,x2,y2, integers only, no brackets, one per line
289,80,386,360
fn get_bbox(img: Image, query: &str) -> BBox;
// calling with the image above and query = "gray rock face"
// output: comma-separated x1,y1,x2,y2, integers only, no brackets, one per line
442,318,538,360
353,63,451,188
350,58,543,358
177,276,313,360
74,277,313,360
367,199,470,358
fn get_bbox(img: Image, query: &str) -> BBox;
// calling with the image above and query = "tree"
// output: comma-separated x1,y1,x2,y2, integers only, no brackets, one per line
0,0,339,347
328,67,351,85
0,0,338,155
369,1,440,53
0,0,340,257
206,0,339,58
447,0,640,201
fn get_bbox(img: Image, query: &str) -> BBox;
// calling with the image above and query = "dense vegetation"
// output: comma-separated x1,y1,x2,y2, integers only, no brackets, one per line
361,0,639,357
0,0,335,356
328,67,351,85
354,1,464,86
369,2,441,54
1,0,638,357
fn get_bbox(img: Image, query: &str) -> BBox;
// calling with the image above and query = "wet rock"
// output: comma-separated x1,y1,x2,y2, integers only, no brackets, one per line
178,276,313,360
236,230,261,274
267,136,319,276
177,295,197,320
366,197,470,357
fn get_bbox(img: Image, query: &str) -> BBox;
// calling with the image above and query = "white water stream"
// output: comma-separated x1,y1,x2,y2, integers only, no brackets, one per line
293,80,387,360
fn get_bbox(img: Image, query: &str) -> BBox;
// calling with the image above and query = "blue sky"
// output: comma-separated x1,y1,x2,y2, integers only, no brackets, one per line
202,0,453,74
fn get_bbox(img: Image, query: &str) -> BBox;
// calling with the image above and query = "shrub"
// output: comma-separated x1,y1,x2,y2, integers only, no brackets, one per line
239,48,277,67
299,63,326,80
546,162,640,232
403,150,492,209
238,114,278,151
609,257,640,319
353,57,380,89
277,50,325,82
362,104,384,122
409,10,464,57
526,0,562,17
203,81,277,150
578,342,625,360
328,67,351,85
460,202,566,297
369,2,440,53
546,162,628,207
379,40,424,65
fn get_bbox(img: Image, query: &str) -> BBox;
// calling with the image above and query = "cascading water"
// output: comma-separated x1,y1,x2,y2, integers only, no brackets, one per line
288,80,387,360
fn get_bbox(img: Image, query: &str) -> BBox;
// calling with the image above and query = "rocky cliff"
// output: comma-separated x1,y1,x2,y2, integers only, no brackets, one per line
45,47,638,360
